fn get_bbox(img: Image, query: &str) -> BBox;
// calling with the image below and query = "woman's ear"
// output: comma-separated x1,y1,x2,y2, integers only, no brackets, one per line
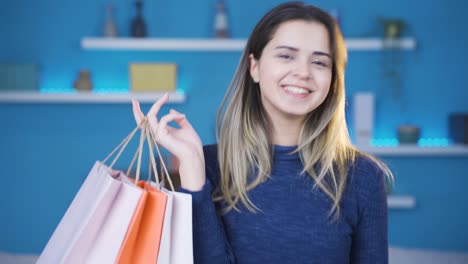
249,54,260,83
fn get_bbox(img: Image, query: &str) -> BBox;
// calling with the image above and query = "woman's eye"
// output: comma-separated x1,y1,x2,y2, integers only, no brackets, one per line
312,60,328,67
278,54,293,60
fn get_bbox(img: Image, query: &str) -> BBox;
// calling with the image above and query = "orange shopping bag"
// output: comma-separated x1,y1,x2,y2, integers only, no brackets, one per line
116,122,168,264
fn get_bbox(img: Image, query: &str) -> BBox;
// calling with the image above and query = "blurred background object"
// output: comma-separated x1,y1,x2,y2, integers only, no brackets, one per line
0,64,39,91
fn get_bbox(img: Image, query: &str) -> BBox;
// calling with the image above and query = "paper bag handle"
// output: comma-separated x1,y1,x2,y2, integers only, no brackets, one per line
146,128,175,191
101,124,140,170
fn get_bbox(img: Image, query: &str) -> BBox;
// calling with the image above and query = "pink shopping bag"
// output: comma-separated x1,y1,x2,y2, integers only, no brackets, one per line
36,162,142,264
37,125,146,264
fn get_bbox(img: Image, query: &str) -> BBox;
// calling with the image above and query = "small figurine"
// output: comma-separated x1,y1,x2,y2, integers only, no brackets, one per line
104,4,118,37
214,0,229,38
131,0,147,38
73,70,93,92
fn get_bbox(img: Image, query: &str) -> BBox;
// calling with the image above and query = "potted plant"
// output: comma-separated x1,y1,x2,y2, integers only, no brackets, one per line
378,17,420,145
378,17,407,100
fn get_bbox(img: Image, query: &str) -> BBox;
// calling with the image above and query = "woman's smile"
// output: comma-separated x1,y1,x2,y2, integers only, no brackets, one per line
281,85,312,98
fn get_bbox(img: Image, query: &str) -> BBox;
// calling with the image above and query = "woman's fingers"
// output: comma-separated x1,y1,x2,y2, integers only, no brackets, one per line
152,112,187,156
131,99,145,127
169,109,193,129
147,93,169,132
156,112,186,137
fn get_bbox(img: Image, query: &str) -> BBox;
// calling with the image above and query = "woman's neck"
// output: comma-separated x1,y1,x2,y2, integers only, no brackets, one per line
271,117,302,146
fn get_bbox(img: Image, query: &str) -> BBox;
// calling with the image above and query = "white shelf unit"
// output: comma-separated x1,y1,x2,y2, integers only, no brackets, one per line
356,145,468,157
81,37,416,51
387,195,416,209
0,91,185,104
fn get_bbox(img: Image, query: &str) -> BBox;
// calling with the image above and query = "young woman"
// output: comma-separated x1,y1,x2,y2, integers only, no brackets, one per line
133,2,392,263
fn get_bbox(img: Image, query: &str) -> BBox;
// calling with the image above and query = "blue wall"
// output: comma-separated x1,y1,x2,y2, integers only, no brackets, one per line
1,0,467,254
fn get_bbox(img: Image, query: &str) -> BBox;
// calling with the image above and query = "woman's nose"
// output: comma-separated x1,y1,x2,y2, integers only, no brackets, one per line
292,60,311,79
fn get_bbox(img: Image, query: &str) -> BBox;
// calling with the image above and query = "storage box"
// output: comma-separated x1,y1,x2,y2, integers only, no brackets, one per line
0,64,39,91
449,113,468,144
129,63,177,92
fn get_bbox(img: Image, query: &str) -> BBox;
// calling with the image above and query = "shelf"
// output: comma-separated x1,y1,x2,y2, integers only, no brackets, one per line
346,38,416,50
81,37,416,51
388,195,416,209
0,91,185,104
356,145,468,157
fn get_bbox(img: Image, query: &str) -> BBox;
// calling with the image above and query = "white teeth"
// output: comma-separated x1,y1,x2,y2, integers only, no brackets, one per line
283,86,309,94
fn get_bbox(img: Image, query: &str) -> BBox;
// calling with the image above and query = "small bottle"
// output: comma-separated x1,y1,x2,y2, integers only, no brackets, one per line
214,0,229,38
104,4,118,37
73,70,93,92
131,0,147,38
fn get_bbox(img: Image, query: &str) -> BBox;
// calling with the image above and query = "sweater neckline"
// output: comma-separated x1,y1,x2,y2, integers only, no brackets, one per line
272,145,300,161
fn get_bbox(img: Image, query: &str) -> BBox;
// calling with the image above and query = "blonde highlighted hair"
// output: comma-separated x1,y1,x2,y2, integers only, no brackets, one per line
216,2,393,217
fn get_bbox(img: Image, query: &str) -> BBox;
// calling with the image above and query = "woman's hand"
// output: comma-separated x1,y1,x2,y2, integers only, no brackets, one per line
132,94,206,191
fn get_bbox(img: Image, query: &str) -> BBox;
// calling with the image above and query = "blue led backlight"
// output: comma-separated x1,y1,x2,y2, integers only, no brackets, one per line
40,88,76,93
371,138,450,147
371,138,398,147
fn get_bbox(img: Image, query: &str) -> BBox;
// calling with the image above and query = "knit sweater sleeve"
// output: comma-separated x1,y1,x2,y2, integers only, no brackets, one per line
179,145,235,264
350,158,389,264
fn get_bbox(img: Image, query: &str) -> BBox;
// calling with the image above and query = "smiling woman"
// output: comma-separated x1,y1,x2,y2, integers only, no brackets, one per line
131,1,393,263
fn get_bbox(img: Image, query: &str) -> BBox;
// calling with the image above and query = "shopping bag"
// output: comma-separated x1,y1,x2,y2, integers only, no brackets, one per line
157,188,174,264
147,129,194,264
36,125,146,264
162,189,193,264
116,181,167,264
116,122,168,264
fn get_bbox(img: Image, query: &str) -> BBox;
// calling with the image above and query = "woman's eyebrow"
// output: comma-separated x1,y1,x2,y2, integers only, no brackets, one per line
313,51,331,58
275,45,299,51
274,45,331,58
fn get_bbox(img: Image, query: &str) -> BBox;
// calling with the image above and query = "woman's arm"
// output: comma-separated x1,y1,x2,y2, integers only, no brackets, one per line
180,179,235,263
132,96,234,263
350,167,389,264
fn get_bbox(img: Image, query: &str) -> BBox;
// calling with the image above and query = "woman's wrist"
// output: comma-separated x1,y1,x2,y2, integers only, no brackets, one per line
178,157,206,192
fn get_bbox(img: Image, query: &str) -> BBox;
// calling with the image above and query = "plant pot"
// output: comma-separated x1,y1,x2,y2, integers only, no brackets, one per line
378,17,406,40
397,125,420,144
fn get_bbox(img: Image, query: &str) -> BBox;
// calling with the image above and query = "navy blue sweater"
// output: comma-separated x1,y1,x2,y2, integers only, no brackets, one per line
180,144,388,264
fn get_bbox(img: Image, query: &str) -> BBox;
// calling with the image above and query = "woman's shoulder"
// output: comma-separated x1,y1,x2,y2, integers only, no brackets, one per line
346,153,388,198
203,144,218,156
349,154,385,179
203,144,221,187
203,144,219,166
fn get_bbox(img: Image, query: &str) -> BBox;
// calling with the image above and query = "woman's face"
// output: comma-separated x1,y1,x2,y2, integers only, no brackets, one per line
249,19,332,122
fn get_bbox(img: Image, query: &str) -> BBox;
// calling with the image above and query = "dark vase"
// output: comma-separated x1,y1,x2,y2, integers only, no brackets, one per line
131,0,147,37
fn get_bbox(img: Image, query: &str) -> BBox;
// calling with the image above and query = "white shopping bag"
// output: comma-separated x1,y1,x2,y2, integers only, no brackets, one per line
152,186,193,264
147,128,194,264
158,188,174,264
169,190,193,264
36,162,142,264
37,125,148,264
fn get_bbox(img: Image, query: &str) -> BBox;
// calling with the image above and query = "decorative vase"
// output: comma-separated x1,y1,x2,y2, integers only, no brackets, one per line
131,0,147,38
397,125,420,144
353,92,375,146
104,4,118,37
214,0,229,38
73,70,93,92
